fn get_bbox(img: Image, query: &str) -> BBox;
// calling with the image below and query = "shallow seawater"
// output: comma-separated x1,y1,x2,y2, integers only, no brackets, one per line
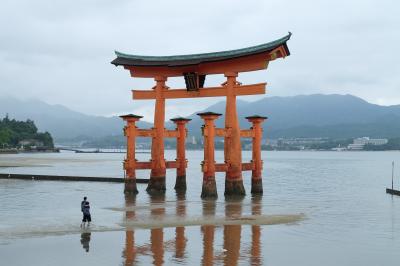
1,150,400,265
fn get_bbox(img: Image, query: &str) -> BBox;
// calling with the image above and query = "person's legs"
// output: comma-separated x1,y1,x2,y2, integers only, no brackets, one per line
81,214,87,227
87,214,91,226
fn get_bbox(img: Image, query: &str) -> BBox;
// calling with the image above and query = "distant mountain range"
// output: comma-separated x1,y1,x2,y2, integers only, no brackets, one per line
1,94,400,141
183,94,400,139
0,97,151,141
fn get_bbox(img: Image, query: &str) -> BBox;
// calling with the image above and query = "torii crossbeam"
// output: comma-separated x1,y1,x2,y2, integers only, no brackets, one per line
112,33,291,197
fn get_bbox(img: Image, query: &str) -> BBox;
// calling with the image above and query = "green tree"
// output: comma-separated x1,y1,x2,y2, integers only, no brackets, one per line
0,128,13,147
0,115,54,149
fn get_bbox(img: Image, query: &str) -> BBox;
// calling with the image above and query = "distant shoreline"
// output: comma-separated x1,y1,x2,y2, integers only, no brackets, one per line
0,149,59,154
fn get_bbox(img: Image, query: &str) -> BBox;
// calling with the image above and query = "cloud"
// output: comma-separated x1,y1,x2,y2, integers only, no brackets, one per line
0,0,399,118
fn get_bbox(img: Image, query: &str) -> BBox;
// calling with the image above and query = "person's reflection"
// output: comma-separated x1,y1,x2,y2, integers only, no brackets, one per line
123,194,137,266
223,197,243,266
80,232,91,252
150,194,165,266
251,195,262,266
175,193,187,259
201,199,216,266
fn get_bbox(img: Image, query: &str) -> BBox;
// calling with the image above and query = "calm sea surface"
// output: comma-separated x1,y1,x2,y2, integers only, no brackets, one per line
1,150,400,266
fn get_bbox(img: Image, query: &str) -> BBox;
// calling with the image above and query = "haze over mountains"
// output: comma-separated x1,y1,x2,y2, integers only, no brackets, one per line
1,94,399,142
184,94,400,139
0,97,151,140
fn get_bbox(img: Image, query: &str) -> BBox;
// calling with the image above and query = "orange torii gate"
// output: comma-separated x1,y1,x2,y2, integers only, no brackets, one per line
112,33,291,197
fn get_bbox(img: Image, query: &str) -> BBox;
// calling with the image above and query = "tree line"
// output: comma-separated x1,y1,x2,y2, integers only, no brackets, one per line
0,115,54,149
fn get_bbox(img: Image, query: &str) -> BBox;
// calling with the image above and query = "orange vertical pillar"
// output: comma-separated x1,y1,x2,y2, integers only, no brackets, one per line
198,112,221,199
224,72,245,196
120,114,143,194
147,77,167,194
170,117,191,192
246,115,267,194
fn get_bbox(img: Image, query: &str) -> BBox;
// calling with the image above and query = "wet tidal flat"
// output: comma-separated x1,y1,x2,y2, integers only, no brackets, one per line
1,151,400,265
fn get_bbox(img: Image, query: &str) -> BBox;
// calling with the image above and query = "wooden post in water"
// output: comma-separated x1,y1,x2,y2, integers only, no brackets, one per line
392,161,394,190
246,115,267,194
386,161,400,196
171,117,191,192
198,112,221,199
120,114,143,194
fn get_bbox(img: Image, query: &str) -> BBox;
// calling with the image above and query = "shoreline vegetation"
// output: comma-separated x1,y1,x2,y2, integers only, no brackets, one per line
0,115,57,154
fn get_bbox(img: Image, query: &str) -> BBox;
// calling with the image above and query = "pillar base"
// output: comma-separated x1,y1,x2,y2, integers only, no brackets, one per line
174,175,187,192
251,178,263,194
124,179,138,194
201,178,218,199
224,179,246,196
146,176,166,194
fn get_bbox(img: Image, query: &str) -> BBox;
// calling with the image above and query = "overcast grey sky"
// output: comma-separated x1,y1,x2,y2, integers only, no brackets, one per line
1,0,399,121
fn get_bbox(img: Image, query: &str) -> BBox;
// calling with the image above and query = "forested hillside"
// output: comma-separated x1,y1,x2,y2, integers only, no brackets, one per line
0,115,54,149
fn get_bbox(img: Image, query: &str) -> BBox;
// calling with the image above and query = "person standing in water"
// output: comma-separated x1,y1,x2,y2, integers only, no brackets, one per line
81,196,87,212
81,197,92,227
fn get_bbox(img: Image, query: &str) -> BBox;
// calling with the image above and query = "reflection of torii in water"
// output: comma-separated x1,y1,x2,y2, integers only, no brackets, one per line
122,193,188,266
202,197,262,266
122,195,263,265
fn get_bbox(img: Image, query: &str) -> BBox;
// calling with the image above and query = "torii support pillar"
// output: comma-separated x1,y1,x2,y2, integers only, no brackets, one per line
224,73,246,196
120,114,143,194
170,117,191,192
246,115,267,194
198,112,221,199
147,77,168,194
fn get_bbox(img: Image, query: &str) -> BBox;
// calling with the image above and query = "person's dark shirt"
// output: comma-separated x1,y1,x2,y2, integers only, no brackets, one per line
83,202,90,215
81,200,87,212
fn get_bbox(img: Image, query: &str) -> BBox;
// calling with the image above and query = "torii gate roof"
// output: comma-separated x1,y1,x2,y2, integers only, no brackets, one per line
111,33,291,68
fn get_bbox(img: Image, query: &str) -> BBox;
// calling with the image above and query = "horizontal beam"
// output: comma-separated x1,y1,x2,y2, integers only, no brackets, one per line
215,163,228,172
215,128,226,137
202,162,255,172
166,160,178,169
235,83,266,96
123,128,182,138
242,162,254,171
136,161,152,169
240,129,254,138
164,130,179,138
136,129,154,137
132,83,266,100
133,160,185,170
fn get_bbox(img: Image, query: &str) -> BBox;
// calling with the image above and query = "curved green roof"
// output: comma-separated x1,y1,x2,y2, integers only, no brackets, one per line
111,33,291,67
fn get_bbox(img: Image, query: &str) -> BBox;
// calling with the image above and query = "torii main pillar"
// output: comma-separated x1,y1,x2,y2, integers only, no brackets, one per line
147,77,168,194
224,72,245,195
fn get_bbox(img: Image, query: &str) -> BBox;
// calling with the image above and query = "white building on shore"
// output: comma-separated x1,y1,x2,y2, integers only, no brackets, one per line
347,137,388,150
